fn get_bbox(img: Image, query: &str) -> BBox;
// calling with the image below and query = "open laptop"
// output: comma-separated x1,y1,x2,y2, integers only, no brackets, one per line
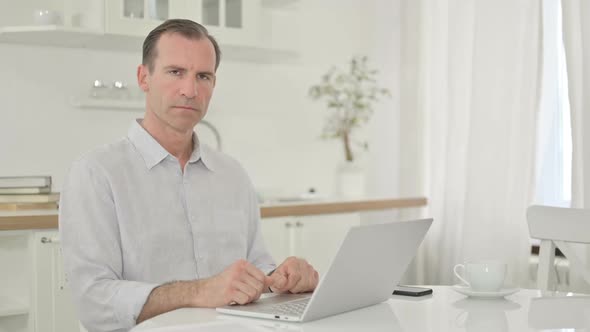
217,218,433,322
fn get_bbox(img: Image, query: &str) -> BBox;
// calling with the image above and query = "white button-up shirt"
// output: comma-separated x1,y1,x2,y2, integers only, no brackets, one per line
59,119,275,332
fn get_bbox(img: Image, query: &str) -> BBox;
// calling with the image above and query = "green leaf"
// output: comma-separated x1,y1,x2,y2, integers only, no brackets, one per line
308,55,390,143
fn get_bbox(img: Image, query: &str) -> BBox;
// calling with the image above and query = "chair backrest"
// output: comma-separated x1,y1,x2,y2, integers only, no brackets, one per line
526,205,590,291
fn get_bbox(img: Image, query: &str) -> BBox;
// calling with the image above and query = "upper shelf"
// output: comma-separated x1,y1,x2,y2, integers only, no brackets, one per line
70,97,144,111
261,0,299,9
0,296,28,317
0,25,299,63
0,25,137,50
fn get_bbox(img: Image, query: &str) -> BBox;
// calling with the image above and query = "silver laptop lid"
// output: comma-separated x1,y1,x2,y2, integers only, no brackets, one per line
301,218,432,322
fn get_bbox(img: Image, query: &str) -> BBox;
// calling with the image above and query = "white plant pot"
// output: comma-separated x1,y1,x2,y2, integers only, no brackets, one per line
335,160,365,198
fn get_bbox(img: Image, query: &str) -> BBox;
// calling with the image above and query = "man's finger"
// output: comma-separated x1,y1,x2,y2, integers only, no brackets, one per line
290,282,306,294
268,272,288,290
245,263,267,284
290,271,310,293
231,289,250,305
233,281,257,303
284,266,302,291
242,274,265,295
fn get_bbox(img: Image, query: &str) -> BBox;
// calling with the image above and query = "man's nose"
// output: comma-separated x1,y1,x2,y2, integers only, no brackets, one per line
180,77,197,98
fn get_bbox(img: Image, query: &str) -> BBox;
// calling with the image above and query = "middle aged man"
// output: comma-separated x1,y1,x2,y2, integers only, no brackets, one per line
59,19,319,332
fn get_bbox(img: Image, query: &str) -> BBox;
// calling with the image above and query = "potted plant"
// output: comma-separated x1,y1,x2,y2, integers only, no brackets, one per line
308,55,390,197
308,55,390,162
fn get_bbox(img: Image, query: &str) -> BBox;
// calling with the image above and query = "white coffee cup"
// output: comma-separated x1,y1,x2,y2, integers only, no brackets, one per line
453,260,506,292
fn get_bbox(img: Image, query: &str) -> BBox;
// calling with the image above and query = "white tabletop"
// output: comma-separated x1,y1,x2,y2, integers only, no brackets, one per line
131,286,590,332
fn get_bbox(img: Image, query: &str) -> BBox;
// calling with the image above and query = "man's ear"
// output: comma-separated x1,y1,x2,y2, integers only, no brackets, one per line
137,64,150,92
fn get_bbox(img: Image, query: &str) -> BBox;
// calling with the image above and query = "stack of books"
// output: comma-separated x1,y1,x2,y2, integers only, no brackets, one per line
0,176,59,210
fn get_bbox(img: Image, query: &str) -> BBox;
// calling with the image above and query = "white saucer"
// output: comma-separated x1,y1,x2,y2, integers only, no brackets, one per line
452,284,520,298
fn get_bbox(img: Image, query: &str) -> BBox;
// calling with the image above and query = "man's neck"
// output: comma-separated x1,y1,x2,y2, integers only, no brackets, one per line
141,114,193,168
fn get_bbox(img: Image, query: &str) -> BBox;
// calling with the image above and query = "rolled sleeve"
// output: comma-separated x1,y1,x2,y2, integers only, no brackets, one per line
60,158,158,332
112,281,159,327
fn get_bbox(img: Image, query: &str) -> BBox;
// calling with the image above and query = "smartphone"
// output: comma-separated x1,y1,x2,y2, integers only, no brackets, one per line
393,285,433,297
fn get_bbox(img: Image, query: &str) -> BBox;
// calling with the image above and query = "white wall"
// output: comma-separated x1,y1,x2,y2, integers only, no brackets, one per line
0,1,402,200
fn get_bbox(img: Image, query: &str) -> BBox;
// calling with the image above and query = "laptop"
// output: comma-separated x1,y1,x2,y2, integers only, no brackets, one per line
216,218,433,322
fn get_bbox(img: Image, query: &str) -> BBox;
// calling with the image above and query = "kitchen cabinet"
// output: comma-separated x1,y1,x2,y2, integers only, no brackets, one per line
0,229,78,332
193,0,261,47
0,0,298,61
260,216,291,265
106,0,262,47
31,231,79,332
261,213,360,277
105,0,192,37
0,231,30,332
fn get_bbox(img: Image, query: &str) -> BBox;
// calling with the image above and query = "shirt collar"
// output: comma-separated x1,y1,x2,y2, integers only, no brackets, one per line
189,134,218,172
127,119,216,171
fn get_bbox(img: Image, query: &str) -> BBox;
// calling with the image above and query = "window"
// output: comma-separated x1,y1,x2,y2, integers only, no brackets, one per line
534,0,572,209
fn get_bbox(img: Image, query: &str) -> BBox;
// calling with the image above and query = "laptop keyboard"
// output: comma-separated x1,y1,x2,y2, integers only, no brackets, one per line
266,298,310,316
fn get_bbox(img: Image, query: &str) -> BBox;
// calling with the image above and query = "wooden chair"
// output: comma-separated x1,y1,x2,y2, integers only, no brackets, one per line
527,205,590,291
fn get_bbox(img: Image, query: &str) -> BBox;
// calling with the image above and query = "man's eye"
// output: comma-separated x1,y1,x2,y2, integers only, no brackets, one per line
198,74,210,80
169,70,181,75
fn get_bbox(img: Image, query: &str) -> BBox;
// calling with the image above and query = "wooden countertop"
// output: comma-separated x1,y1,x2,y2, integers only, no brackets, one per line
0,197,427,231
259,197,427,218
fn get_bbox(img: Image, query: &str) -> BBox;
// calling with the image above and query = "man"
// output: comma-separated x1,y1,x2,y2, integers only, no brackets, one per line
59,19,318,332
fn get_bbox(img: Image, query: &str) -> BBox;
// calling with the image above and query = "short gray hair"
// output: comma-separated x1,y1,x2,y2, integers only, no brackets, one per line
142,19,221,72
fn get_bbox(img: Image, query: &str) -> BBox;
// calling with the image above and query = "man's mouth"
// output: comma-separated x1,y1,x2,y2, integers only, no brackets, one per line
174,106,198,111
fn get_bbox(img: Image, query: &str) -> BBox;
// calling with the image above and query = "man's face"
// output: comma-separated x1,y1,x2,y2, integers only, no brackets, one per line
138,33,217,134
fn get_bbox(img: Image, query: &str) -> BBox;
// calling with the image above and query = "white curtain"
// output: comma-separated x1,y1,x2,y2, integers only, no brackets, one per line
561,0,590,291
407,0,543,286
562,0,590,209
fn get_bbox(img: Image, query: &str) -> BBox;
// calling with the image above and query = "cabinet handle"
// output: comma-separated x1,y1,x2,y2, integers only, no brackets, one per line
295,221,303,228
285,222,292,228
41,236,60,244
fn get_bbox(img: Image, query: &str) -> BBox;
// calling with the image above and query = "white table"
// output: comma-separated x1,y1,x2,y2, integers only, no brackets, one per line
131,286,590,332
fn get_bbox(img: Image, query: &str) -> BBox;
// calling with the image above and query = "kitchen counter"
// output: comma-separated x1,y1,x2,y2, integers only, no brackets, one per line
259,197,426,218
0,197,427,231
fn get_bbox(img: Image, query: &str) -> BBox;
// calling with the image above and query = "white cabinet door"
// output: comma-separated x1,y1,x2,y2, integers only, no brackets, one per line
32,231,79,332
294,214,360,277
106,0,261,47
260,214,360,277
105,0,191,36
189,0,261,47
260,217,292,265
0,231,30,332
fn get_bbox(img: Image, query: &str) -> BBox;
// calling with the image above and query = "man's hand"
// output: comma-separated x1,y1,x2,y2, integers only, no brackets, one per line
196,259,271,307
138,258,315,323
268,257,319,294
138,260,275,323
